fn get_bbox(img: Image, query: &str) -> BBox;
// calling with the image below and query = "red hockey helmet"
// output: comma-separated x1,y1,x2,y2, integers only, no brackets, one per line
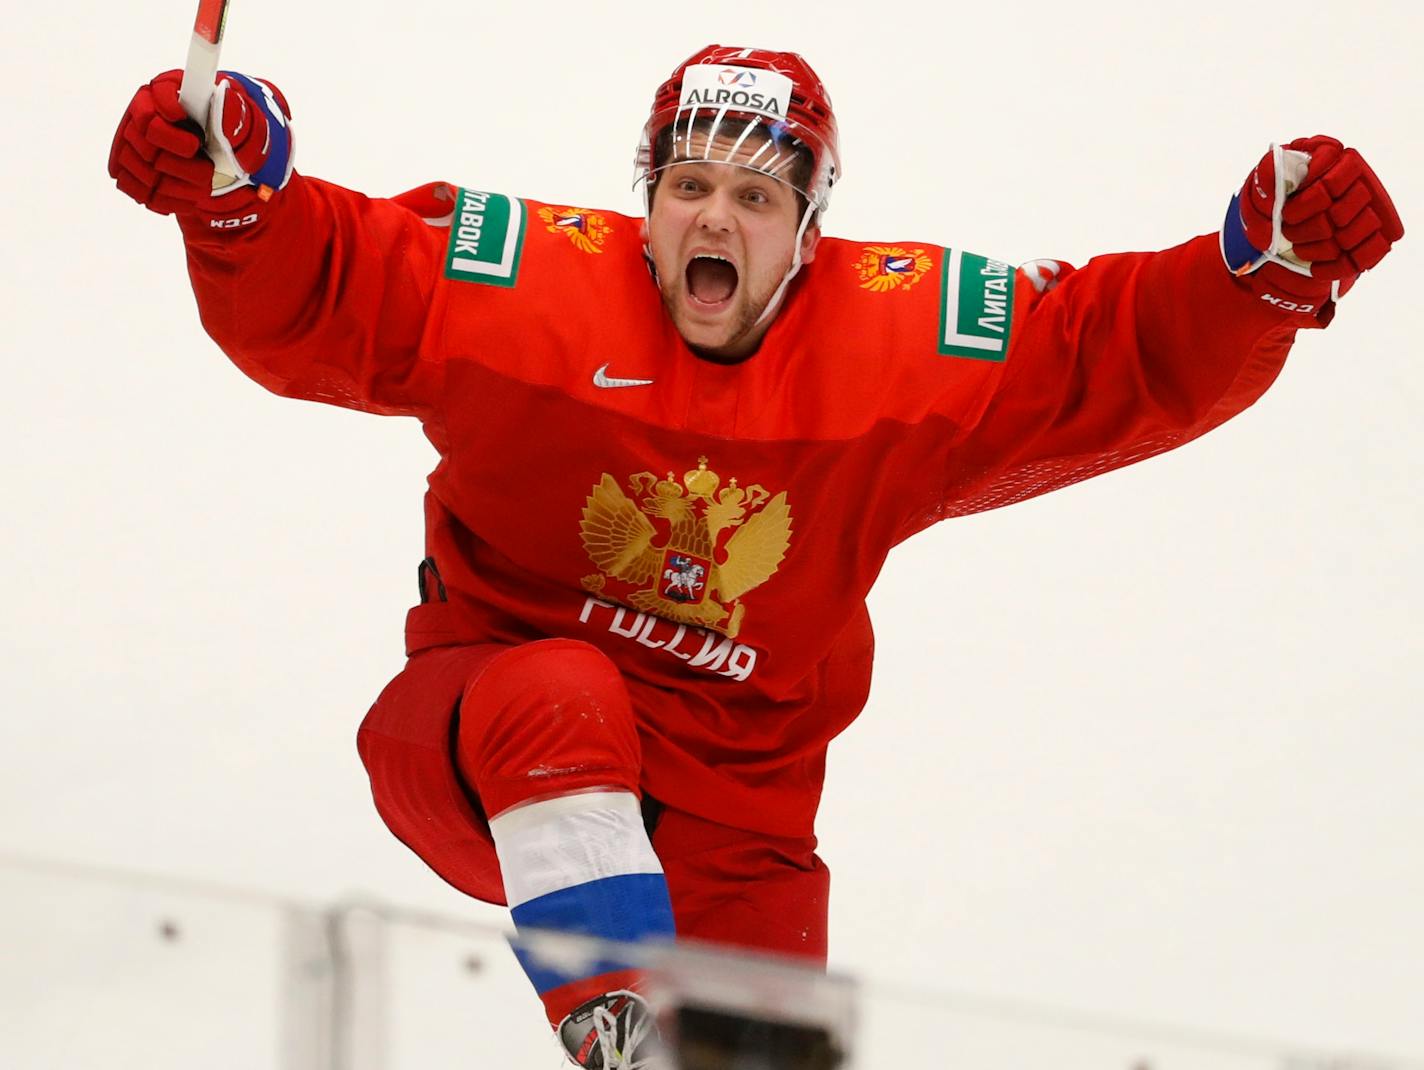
636,45,841,213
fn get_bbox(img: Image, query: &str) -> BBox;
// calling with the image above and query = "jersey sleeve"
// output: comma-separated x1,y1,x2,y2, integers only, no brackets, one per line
178,174,450,417
922,233,1309,530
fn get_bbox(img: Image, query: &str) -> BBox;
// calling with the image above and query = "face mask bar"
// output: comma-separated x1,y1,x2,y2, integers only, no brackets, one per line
635,108,834,217
635,107,833,328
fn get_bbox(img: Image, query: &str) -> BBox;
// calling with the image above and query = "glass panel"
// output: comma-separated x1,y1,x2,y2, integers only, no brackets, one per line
3,859,1419,1070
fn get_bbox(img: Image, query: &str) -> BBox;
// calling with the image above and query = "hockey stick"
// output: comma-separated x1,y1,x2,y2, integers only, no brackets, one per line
177,0,238,189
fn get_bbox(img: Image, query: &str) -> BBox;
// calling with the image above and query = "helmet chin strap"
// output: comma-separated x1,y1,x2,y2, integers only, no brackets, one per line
640,178,660,282
753,200,817,327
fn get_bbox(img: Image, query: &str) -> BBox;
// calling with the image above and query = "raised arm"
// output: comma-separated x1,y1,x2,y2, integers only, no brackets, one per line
934,137,1403,520
110,69,447,418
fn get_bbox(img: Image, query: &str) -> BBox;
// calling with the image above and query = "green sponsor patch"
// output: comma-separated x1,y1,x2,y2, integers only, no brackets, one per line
938,248,1015,361
444,188,525,287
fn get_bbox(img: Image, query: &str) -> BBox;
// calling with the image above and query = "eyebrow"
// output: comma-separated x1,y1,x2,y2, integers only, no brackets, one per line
666,160,779,184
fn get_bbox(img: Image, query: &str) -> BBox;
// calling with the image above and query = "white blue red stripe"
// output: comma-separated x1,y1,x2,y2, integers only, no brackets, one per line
490,791,675,995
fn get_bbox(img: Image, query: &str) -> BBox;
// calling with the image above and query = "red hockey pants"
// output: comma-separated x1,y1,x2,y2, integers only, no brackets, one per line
356,640,829,963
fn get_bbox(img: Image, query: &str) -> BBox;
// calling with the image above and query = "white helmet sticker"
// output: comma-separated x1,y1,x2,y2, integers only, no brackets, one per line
679,64,794,120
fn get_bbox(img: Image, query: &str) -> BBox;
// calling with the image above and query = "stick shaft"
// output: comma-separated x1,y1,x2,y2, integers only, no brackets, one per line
178,0,230,125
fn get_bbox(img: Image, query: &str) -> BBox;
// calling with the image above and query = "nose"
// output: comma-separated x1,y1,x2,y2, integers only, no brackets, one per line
695,186,737,233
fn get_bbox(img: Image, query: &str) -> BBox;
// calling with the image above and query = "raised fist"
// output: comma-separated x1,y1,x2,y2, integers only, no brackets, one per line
109,69,294,228
1222,136,1403,315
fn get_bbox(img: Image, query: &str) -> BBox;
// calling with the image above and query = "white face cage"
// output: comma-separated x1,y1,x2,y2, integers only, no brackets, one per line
634,108,834,216
634,108,835,328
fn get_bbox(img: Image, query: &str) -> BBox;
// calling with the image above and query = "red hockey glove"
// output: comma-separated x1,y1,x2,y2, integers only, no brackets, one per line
1221,136,1403,320
109,69,294,231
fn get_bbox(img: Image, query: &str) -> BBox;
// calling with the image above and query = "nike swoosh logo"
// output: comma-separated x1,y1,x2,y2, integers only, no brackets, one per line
593,363,655,389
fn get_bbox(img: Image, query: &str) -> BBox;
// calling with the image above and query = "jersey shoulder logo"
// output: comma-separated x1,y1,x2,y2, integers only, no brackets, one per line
579,457,791,640
938,248,1016,361
538,206,612,254
444,188,526,287
853,245,934,293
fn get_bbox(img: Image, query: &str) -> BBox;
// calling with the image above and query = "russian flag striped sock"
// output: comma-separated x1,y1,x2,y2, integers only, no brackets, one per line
489,790,675,1025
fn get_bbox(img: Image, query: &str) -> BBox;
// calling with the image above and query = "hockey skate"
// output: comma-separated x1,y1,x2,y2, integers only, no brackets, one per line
519,925,855,1069
558,990,666,1069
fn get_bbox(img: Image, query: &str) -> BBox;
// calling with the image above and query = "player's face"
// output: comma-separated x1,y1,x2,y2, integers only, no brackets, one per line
647,151,818,363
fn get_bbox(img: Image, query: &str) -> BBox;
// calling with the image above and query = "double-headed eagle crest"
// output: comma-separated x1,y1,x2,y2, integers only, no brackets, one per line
538,206,612,254
854,245,934,293
579,458,792,639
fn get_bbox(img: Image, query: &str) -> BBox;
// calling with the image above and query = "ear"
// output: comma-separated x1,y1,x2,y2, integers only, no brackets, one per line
800,224,822,265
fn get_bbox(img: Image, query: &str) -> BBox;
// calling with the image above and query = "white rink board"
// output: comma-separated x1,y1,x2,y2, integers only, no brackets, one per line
864,992,1309,1070
336,908,1424,1070
0,867,325,1070
3,861,1419,1070
337,907,567,1070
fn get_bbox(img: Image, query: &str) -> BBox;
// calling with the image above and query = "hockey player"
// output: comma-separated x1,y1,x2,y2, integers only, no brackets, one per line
110,45,1401,1069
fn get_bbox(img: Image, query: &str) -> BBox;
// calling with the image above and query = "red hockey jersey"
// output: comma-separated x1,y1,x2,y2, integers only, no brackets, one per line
180,175,1313,838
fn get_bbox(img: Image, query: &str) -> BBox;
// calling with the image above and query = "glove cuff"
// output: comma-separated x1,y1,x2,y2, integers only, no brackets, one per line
1223,191,1342,319
1220,192,1269,276
209,71,295,198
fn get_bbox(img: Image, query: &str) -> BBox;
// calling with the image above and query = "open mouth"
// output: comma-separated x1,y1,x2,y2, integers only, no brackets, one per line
685,254,739,308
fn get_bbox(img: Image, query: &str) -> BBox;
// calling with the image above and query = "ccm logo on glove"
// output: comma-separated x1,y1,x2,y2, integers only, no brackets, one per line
210,213,261,230
1258,294,1317,314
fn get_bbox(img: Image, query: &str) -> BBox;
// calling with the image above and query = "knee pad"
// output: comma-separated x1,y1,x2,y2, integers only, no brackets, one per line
456,639,642,818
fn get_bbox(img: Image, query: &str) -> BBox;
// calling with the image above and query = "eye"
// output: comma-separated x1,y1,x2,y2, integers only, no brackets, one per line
675,175,702,194
743,188,769,205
